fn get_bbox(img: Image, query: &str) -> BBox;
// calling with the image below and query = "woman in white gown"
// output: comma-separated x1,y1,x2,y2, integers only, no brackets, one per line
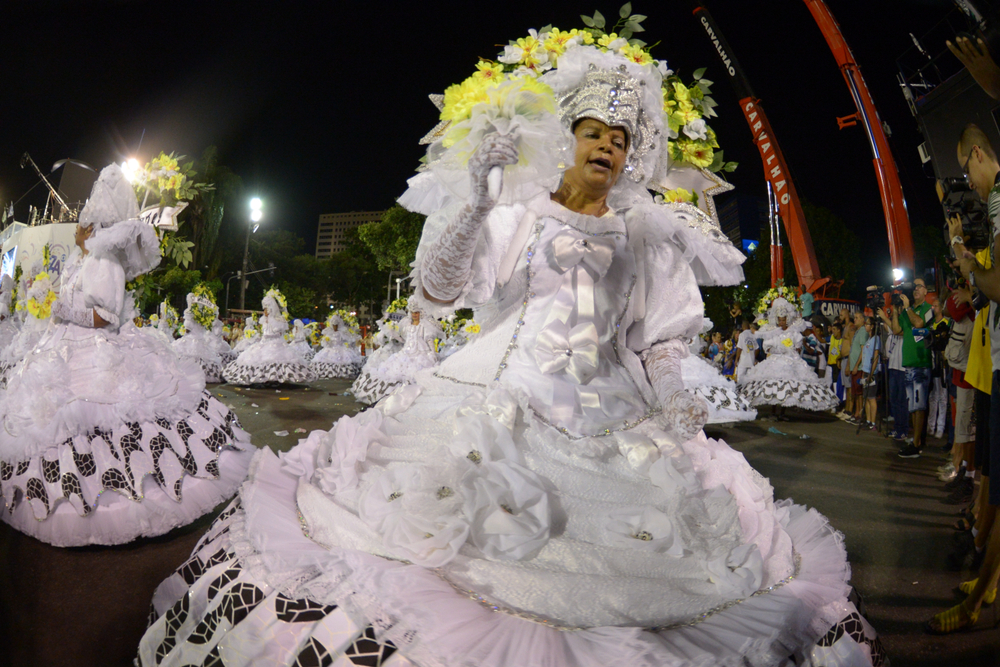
222,289,317,385
350,307,410,403
683,320,757,424
172,287,225,383
288,318,316,363
738,298,839,413
231,314,259,355
310,312,364,379
0,164,253,547
139,40,882,667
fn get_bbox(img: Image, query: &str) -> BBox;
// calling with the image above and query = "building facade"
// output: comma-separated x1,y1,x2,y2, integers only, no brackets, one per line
315,211,385,258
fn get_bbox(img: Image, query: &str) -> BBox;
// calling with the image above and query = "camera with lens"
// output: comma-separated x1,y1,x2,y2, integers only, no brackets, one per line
941,177,992,250
866,283,913,311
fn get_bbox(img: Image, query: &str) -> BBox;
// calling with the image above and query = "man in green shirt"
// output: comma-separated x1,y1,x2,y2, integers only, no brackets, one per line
890,278,932,458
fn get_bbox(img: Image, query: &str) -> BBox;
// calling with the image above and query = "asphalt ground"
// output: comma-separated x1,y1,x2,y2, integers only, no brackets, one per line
1,384,997,666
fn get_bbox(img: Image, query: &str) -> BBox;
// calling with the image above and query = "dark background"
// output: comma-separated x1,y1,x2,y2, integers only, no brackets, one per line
0,0,969,297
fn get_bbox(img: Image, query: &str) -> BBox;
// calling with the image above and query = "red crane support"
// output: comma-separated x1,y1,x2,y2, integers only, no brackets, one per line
695,6,823,291
803,0,915,275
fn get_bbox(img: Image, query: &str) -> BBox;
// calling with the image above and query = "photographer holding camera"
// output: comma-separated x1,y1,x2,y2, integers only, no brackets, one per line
928,123,1000,633
885,279,933,458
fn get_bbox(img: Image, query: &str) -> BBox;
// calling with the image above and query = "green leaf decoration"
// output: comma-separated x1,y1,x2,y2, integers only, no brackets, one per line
630,13,647,22
625,20,645,32
723,161,739,172
581,14,595,27
620,2,632,17
693,67,707,79
539,24,552,33
620,28,633,40
593,10,605,28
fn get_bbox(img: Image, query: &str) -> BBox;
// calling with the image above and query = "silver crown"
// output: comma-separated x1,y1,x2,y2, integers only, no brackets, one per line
557,64,657,183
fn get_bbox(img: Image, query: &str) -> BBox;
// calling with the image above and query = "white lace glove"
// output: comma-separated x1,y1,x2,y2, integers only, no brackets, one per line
420,134,518,303
52,299,95,328
643,339,709,441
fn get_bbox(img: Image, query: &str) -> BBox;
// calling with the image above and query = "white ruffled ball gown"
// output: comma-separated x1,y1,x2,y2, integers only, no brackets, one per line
288,320,316,363
350,316,408,404
738,322,839,412
172,317,225,384
0,245,254,547
139,194,880,667
310,325,363,379
682,335,756,424
212,321,238,367
222,308,317,385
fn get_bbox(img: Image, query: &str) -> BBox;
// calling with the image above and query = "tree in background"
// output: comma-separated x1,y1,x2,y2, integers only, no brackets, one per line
358,205,425,274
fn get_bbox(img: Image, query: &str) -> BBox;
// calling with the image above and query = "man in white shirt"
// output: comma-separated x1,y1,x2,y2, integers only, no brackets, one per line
734,320,757,383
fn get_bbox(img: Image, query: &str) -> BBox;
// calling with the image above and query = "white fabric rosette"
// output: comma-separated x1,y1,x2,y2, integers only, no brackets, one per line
463,460,551,561
360,458,472,567
706,543,764,598
312,410,386,496
446,411,519,466
605,506,685,556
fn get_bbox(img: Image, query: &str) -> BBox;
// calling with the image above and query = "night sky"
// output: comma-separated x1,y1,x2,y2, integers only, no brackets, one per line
2,0,962,296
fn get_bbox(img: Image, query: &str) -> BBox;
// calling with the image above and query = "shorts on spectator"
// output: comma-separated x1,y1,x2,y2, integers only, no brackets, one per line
905,366,931,413
851,371,863,397
955,385,975,442
863,374,880,400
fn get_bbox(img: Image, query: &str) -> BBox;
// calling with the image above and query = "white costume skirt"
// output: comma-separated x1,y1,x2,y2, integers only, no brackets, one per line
739,356,838,412
223,337,318,385
311,346,363,380
682,355,757,424
138,360,884,667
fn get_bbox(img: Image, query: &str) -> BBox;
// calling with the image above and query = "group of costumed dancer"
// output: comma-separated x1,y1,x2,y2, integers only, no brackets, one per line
1,18,885,667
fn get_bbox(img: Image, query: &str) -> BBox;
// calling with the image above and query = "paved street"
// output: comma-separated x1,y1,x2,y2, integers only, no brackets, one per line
1,383,999,665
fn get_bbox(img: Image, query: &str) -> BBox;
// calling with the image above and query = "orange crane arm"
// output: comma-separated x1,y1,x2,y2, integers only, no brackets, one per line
694,5,822,290
803,0,915,274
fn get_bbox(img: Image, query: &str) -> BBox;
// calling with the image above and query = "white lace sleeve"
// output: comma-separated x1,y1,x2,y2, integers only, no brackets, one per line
410,203,525,317
80,256,125,328
642,339,708,440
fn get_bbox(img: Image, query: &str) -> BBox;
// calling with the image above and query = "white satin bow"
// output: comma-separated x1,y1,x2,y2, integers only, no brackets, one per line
550,230,617,278
534,320,600,384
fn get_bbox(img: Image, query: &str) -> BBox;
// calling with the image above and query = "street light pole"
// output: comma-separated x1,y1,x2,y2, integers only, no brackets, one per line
240,198,263,311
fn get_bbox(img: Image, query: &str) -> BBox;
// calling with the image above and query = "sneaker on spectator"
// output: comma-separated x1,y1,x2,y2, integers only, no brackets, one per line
938,463,957,482
898,444,922,458
947,531,975,571
945,477,975,505
945,467,969,491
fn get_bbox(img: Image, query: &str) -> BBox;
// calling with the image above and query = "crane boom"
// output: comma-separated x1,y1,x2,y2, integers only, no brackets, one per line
802,0,915,274
694,5,823,291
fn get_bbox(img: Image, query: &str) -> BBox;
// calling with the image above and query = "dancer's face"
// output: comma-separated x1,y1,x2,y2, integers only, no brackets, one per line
567,119,628,195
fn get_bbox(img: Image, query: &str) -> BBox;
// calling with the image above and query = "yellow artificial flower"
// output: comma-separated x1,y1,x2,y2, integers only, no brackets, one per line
473,60,504,82
662,187,695,203
441,76,494,122
672,101,701,126
572,28,595,45
597,32,620,50
543,28,577,63
154,154,179,172
621,43,652,66
677,140,715,168
672,81,691,103
513,34,546,68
